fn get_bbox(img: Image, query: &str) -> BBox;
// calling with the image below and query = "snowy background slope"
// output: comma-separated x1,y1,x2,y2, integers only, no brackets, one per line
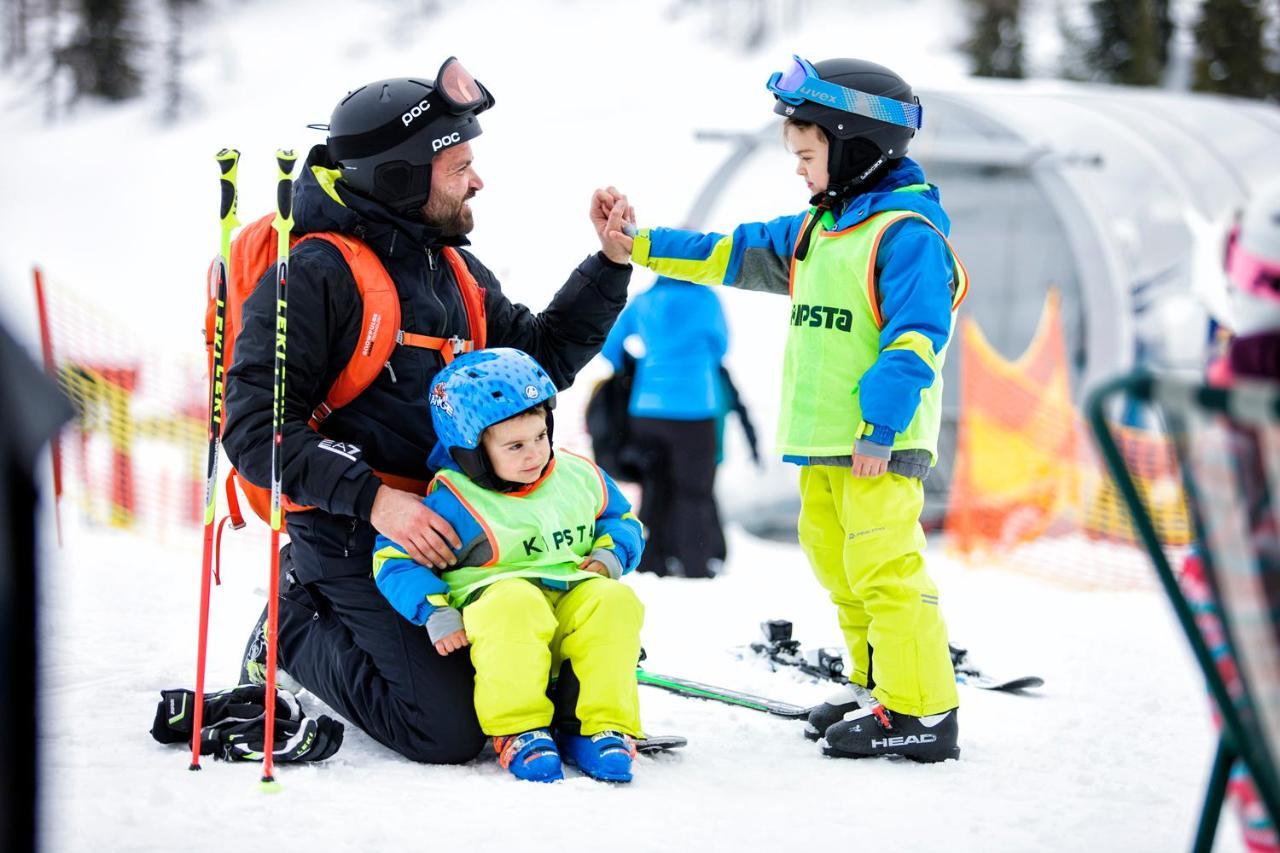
3,0,1242,850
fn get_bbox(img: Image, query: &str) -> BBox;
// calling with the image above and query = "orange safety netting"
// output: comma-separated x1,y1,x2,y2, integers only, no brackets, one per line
944,290,1193,589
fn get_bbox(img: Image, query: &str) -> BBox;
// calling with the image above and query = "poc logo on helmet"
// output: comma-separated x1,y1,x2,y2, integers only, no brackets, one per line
401,99,431,127
432,132,462,152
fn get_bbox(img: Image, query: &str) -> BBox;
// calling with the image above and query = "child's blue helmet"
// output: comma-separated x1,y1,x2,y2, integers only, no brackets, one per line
429,347,558,485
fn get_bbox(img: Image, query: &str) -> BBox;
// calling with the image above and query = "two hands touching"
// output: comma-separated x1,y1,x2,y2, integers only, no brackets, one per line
592,186,636,265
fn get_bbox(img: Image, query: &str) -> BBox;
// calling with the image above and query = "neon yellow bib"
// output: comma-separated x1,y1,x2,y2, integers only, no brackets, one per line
775,191,969,462
434,451,608,608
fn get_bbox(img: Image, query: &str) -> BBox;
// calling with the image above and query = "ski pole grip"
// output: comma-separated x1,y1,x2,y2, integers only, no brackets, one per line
216,148,240,223
275,149,297,222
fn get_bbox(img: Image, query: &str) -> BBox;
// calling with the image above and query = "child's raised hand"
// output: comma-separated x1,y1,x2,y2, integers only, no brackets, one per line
434,629,470,656
591,186,635,265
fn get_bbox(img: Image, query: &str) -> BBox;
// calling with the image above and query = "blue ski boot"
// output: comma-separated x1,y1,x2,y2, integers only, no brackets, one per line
558,731,637,782
494,729,563,782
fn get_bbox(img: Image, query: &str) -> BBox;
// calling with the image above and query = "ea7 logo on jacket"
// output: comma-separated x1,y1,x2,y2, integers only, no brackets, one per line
319,440,361,461
791,303,853,332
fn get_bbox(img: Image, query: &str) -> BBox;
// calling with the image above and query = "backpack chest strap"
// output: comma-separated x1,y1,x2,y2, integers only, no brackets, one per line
397,330,476,364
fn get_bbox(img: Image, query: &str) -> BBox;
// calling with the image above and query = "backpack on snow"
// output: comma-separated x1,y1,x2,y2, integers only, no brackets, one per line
204,212,488,527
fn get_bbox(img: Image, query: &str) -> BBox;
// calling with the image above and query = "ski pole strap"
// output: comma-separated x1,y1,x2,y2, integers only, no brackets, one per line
223,470,248,530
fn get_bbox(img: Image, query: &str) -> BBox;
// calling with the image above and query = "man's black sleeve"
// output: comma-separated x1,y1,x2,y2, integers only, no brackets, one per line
221,244,382,519
469,250,631,388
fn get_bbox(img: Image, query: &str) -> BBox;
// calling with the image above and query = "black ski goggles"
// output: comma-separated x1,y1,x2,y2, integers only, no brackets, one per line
435,56,495,115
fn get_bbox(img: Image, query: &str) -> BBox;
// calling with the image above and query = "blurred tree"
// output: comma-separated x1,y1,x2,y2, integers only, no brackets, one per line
1192,0,1276,99
55,0,143,102
162,0,201,122
1085,0,1171,85
3,0,32,68
960,0,1025,78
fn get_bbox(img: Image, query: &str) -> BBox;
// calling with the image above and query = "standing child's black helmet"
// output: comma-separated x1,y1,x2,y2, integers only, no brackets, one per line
767,56,921,192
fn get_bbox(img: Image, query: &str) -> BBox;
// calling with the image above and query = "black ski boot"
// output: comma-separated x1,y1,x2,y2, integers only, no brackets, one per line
239,603,302,695
821,706,959,763
804,683,863,741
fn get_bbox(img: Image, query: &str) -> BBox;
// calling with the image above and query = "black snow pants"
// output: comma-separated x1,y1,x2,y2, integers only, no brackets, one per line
271,511,486,764
630,416,724,578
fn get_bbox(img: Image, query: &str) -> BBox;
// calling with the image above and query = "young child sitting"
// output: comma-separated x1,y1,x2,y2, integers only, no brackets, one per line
372,347,646,783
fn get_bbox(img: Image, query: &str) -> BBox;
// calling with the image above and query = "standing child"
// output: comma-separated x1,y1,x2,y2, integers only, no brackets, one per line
610,56,968,761
372,347,646,782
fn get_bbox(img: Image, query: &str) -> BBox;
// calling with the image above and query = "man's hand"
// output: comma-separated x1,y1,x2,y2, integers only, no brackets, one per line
370,485,462,569
433,629,469,656
850,452,889,478
591,186,635,265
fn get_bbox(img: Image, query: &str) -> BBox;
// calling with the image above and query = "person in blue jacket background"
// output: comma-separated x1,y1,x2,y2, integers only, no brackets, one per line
601,276,729,578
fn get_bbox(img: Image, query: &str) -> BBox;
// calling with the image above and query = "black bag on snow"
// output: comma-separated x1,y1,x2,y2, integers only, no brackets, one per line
586,352,649,482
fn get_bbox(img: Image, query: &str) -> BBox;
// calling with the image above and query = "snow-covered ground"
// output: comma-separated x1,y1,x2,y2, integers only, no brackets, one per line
3,0,1252,850
41,512,1232,853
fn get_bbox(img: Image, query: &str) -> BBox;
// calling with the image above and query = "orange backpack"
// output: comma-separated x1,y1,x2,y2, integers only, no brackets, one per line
205,213,488,528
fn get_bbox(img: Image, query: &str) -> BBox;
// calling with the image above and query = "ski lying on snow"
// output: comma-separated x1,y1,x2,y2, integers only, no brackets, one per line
636,669,812,719
745,638,1044,694
634,734,688,753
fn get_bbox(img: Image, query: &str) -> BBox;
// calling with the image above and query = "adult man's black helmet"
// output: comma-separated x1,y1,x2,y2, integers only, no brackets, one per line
326,59,495,214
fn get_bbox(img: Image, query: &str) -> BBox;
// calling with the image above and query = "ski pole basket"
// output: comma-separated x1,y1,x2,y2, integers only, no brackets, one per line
1087,370,1280,853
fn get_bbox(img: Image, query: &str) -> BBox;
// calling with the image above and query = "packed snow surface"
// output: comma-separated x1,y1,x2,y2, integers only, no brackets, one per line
4,0,1245,849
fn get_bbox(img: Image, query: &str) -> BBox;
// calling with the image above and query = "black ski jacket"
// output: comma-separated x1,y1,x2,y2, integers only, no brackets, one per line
223,145,631,524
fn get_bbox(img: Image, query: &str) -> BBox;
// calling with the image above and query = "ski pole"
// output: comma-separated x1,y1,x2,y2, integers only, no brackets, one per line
261,148,297,787
191,148,240,771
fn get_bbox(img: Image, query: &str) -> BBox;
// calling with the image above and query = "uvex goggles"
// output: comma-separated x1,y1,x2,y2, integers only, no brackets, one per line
435,56,493,115
766,55,922,130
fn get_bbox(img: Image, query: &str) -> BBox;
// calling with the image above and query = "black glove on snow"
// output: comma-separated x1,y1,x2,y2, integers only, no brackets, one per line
203,711,344,763
150,686,343,763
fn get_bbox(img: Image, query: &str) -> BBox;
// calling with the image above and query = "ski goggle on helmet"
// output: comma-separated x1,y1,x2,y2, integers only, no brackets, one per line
434,56,493,115
766,55,922,130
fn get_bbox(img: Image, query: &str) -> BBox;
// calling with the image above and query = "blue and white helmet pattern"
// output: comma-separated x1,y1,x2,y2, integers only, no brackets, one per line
429,347,558,454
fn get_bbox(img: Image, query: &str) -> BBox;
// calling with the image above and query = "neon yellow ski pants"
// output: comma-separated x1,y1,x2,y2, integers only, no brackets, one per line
797,466,958,716
463,576,645,737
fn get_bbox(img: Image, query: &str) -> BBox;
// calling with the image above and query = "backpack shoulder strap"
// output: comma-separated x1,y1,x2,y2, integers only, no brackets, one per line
302,232,401,428
441,247,488,350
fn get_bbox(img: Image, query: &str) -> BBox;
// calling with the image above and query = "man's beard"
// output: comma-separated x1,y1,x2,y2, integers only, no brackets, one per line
422,189,476,236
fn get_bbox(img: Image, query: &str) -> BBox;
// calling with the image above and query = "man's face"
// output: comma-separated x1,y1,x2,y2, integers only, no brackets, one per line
421,142,483,235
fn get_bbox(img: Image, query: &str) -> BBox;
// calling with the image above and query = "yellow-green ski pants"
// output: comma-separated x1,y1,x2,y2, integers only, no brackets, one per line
797,466,958,716
463,576,645,737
